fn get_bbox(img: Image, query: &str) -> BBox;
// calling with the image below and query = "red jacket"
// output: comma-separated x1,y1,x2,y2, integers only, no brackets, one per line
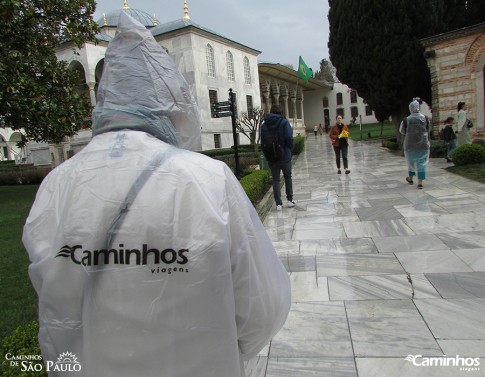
329,124,349,147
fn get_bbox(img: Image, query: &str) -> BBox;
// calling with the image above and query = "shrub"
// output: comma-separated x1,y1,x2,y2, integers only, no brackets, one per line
215,153,259,172
451,144,485,166
0,168,50,185
0,321,46,377
200,145,254,158
429,140,448,158
382,139,401,150
239,169,271,204
292,135,305,155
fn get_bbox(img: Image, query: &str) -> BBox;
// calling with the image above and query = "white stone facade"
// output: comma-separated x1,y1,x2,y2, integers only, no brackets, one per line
55,13,262,154
304,82,379,130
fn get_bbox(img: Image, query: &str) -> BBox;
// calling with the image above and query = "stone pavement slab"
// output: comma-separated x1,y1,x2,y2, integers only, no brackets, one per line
246,135,485,377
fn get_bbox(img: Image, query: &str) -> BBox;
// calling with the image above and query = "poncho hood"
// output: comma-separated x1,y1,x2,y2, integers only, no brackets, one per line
409,100,420,114
92,11,201,150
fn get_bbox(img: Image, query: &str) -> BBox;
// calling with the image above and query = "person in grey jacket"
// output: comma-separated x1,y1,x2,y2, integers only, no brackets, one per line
261,104,295,210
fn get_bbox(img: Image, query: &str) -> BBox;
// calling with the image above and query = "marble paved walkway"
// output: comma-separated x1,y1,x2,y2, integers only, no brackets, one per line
245,135,485,377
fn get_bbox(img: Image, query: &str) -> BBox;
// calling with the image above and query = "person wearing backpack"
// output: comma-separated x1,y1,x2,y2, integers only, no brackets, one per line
261,104,295,210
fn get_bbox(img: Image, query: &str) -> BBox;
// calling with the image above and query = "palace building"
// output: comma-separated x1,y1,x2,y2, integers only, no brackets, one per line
1,1,378,166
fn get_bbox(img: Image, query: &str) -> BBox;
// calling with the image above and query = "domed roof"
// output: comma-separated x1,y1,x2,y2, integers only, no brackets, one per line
97,8,155,27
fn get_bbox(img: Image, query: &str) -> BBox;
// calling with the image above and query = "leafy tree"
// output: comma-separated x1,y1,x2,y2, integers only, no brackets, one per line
328,0,484,129
313,58,336,82
0,0,100,145
235,108,266,153
328,0,448,125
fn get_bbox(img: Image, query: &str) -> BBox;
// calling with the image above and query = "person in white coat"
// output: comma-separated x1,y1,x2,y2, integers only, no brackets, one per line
456,101,472,146
23,12,291,377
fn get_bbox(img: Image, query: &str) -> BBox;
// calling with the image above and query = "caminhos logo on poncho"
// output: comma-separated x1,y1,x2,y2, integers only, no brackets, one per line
56,244,189,269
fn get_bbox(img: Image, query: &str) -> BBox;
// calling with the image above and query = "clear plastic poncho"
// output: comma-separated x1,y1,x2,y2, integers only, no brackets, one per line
22,12,291,377
92,11,201,150
399,99,430,173
400,100,430,151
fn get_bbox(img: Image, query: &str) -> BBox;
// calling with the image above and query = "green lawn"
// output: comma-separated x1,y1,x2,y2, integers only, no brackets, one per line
0,185,39,342
349,122,396,141
447,163,485,184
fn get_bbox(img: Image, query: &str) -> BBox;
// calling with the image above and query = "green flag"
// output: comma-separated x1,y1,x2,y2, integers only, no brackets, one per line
297,56,312,82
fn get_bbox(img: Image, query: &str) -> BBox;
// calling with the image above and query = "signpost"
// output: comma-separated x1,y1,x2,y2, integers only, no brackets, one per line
211,101,232,118
211,89,240,179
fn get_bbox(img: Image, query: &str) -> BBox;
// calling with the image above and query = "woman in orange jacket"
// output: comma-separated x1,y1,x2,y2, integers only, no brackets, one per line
329,115,351,174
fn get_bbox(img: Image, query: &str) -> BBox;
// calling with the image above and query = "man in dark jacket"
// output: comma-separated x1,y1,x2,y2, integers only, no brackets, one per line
261,104,295,210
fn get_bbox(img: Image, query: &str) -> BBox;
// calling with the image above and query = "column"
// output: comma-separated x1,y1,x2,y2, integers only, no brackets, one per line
299,90,305,126
88,82,97,107
281,95,289,118
262,91,271,112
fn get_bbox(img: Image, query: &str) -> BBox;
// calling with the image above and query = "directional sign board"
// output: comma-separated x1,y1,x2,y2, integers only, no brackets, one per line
211,101,232,118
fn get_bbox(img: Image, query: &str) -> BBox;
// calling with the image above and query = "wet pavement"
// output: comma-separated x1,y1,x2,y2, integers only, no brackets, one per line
245,134,485,377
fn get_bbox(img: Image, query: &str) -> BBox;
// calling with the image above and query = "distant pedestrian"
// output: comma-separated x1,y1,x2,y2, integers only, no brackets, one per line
399,98,430,189
261,104,296,210
329,115,350,174
313,124,318,136
456,101,472,146
318,123,323,135
442,116,457,163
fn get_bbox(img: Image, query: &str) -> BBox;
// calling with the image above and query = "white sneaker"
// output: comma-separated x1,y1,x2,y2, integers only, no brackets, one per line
287,200,296,208
276,204,283,211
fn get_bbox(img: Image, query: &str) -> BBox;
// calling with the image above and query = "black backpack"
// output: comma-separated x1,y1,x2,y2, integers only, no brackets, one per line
262,121,283,162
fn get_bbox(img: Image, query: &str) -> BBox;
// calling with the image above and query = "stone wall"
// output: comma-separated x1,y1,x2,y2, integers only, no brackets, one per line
423,25,485,136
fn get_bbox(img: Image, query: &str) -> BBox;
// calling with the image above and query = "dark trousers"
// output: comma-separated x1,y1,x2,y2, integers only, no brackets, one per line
333,145,349,169
269,160,293,205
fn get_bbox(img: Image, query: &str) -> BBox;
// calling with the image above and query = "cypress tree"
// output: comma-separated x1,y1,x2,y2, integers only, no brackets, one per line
328,0,445,121
465,0,485,26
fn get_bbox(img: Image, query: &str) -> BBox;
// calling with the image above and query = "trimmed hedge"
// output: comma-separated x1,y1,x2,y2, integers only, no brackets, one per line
0,321,46,377
0,168,50,185
292,135,305,155
429,140,448,158
382,139,401,150
382,139,449,159
215,153,259,172
239,169,271,204
451,144,485,166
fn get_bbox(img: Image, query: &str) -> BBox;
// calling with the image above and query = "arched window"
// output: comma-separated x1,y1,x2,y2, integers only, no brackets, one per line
322,96,329,108
226,51,235,81
243,57,251,84
206,44,215,78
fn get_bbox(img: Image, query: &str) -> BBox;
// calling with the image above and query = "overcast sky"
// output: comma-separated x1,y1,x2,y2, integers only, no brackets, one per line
93,0,330,72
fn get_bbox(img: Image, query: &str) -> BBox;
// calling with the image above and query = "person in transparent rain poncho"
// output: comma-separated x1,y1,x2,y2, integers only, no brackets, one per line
22,12,290,377
399,98,430,189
